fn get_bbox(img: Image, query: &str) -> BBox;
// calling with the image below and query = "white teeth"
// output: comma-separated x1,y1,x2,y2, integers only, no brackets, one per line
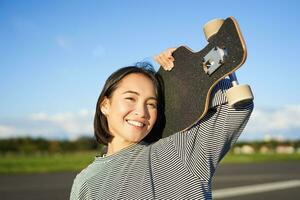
127,120,144,127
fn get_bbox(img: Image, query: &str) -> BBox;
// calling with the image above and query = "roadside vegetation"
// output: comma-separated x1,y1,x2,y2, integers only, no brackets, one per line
0,138,299,174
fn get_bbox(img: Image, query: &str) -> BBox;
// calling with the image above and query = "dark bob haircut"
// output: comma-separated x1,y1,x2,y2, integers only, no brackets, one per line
94,62,165,145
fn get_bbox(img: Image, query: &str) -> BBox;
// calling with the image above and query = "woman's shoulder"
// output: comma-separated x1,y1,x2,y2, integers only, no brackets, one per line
72,158,102,187
148,133,184,154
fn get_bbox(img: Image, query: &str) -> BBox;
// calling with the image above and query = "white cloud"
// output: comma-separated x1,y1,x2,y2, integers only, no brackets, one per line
0,109,94,140
242,105,300,140
0,125,18,138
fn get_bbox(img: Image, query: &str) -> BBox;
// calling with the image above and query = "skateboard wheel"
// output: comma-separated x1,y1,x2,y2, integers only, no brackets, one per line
226,84,254,107
203,18,224,41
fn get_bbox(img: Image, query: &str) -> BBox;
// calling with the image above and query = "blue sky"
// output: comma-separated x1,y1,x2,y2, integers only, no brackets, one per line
1,0,300,141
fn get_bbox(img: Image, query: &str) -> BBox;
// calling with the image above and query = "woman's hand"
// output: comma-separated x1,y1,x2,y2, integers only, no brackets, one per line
154,48,177,71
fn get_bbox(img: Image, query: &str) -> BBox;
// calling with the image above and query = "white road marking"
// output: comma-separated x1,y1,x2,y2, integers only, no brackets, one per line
213,180,300,199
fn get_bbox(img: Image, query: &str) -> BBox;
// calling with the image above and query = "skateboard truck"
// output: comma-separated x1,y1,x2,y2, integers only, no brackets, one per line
203,46,227,75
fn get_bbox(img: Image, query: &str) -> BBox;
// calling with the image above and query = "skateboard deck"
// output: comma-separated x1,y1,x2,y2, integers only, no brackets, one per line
157,17,247,138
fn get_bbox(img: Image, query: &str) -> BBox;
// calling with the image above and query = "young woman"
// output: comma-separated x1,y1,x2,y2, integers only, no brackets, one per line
70,48,254,200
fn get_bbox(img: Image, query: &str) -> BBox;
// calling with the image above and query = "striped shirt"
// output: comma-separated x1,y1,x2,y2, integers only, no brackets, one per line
70,79,254,200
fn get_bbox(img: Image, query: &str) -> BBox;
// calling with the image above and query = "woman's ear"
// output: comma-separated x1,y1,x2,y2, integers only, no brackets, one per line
100,97,110,116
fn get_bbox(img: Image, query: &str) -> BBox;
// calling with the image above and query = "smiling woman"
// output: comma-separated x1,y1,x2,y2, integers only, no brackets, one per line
70,48,253,200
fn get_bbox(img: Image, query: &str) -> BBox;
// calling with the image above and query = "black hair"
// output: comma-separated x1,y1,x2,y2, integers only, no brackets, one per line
94,62,165,145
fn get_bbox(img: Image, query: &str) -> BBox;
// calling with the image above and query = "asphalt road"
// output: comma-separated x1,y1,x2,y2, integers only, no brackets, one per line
212,162,300,200
1,162,299,200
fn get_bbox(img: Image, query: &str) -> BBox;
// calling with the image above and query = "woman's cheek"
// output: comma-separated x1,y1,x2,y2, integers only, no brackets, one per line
118,101,134,114
151,110,158,124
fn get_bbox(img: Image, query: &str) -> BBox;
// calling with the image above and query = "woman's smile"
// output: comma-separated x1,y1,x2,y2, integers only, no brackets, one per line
126,119,145,128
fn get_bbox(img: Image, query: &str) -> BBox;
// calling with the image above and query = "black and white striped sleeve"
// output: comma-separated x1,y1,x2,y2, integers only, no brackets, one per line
171,78,254,180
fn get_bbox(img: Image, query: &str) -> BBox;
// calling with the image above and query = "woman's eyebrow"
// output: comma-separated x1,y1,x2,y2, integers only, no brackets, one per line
122,90,157,101
122,90,139,95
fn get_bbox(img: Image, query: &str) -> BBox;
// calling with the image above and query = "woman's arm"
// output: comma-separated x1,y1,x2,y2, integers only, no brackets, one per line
154,48,253,179
171,79,253,180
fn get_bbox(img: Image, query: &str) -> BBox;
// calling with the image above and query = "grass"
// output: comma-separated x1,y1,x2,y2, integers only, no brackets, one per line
0,151,98,174
0,151,299,174
221,152,300,164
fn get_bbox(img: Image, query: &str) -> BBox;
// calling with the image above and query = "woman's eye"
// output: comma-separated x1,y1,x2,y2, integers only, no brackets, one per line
125,97,135,101
147,103,157,109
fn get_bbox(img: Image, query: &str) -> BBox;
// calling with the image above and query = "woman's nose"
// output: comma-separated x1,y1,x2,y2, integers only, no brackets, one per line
134,104,149,119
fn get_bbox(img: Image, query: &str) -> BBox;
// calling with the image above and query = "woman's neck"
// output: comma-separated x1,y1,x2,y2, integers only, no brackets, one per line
107,139,136,156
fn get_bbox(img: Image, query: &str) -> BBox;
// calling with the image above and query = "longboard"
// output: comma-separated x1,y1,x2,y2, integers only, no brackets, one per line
157,17,248,138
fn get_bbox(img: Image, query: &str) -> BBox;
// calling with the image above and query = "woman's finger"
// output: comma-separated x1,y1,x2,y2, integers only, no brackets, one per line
155,55,168,69
155,48,177,71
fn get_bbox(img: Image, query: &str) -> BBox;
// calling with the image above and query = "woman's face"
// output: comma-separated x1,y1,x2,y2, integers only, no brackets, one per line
101,73,158,146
